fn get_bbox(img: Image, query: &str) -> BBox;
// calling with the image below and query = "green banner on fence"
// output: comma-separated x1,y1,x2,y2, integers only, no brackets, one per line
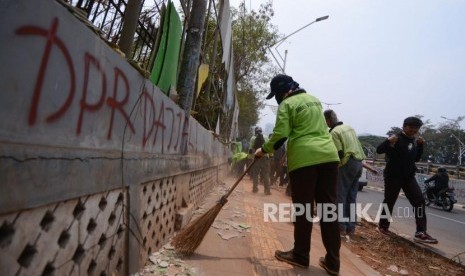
150,0,182,95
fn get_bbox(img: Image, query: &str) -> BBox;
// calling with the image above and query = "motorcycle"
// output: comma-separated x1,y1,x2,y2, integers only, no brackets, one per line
422,182,457,212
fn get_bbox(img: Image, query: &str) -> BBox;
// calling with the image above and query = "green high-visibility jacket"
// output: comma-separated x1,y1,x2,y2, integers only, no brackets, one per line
329,123,366,166
262,90,339,172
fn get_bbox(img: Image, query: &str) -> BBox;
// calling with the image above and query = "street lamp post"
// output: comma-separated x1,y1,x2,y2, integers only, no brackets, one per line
321,102,342,109
265,104,278,116
450,133,465,165
268,15,329,73
441,116,465,166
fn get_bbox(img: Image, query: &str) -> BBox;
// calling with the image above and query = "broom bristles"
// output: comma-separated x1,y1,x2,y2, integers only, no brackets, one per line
172,202,224,255
172,160,257,255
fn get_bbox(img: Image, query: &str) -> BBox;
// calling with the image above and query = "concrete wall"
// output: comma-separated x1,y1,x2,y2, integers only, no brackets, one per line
0,1,229,275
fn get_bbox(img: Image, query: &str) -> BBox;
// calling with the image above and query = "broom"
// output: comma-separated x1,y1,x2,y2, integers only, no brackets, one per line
172,158,258,255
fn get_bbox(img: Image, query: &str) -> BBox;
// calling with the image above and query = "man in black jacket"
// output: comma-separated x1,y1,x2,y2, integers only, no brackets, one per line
425,167,450,201
376,117,438,244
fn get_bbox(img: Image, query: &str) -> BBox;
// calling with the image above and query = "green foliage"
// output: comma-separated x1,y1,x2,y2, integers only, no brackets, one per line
232,1,280,87
231,1,280,139
236,85,261,139
192,0,280,140
358,135,386,159
386,127,402,136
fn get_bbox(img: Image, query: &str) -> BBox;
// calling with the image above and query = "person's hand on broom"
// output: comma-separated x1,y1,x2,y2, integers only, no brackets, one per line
254,147,265,158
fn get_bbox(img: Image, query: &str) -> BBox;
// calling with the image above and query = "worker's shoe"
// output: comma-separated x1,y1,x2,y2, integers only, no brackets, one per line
275,249,309,268
319,257,339,275
414,231,438,244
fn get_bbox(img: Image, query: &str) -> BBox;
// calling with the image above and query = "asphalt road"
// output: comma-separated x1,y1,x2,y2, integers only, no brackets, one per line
356,186,465,261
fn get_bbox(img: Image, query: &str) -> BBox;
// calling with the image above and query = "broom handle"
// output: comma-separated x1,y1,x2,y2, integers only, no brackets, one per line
220,158,258,203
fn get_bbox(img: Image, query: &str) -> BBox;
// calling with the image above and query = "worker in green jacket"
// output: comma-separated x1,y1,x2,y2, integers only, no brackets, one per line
324,109,376,236
231,141,248,177
255,74,340,275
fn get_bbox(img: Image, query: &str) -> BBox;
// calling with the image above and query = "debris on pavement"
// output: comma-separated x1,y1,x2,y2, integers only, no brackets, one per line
137,244,196,276
138,181,252,275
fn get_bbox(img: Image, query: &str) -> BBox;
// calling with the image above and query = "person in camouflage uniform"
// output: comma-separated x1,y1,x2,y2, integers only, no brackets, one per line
249,126,271,195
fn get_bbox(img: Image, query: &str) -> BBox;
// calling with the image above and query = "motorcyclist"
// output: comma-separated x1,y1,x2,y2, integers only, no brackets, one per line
425,167,450,201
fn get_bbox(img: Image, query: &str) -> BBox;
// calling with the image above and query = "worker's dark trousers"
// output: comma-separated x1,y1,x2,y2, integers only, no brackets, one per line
337,158,363,233
379,176,427,232
289,162,340,271
251,157,270,193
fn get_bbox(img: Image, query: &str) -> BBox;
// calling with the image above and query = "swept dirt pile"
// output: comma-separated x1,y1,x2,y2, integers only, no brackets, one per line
344,220,465,276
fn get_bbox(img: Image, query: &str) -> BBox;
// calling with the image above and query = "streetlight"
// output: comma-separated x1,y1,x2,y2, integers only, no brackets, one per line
265,104,278,116
441,116,465,165
268,15,329,73
450,133,465,164
321,102,342,109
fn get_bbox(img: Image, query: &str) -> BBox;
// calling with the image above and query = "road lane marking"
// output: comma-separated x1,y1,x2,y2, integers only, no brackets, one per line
427,212,465,225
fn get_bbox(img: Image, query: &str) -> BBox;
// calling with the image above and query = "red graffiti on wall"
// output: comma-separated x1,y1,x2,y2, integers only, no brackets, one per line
15,17,191,151
142,88,156,148
152,99,167,149
107,67,135,139
16,17,75,126
78,53,106,134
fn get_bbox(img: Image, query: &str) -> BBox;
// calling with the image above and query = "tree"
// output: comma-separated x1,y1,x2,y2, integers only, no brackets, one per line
178,0,208,114
437,116,465,165
236,83,261,138
420,117,440,163
386,127,402,137
232,1,280,139
232,1,279,87
192,0,280,141
358,135,386,159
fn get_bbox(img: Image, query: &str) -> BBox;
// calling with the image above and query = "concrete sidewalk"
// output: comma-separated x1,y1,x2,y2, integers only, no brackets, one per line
174,175,380,276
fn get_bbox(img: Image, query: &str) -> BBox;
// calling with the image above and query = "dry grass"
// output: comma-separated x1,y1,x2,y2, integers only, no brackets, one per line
344,220,465,275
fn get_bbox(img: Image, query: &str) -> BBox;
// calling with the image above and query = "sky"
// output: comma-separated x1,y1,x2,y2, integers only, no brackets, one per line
230,0,465,136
